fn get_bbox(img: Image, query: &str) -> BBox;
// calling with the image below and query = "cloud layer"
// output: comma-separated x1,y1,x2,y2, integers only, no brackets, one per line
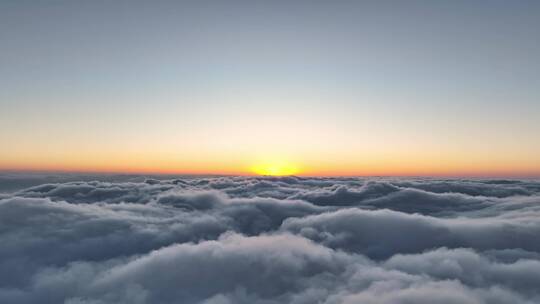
1,174,540,303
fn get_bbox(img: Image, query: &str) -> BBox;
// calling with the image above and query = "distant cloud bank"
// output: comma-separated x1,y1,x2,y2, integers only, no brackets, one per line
1,174,540,303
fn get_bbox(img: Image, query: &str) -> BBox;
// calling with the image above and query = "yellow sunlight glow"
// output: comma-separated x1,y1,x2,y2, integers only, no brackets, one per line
250,160,300,176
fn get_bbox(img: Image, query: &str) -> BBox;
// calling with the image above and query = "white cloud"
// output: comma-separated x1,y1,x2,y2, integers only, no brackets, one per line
1,175,540,303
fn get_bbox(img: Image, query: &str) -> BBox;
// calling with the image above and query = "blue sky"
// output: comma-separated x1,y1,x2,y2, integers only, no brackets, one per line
1,1,539,176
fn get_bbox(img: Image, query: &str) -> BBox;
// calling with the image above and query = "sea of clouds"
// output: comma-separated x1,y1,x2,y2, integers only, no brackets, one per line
1,173,540,304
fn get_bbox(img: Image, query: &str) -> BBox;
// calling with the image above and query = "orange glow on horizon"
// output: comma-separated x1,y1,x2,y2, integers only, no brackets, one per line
1,160,540,178
1,145,540,178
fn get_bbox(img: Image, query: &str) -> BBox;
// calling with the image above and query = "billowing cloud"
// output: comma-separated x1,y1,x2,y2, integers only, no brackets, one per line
1,174,540,303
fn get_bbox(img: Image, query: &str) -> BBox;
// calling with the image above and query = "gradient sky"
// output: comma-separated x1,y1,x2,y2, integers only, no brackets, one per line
1,0,540,176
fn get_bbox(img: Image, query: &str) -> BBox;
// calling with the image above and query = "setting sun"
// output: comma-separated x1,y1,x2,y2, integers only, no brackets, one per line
250,160,300,176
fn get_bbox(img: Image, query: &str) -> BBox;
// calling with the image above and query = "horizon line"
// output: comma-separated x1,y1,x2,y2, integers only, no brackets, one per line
1,168,539,180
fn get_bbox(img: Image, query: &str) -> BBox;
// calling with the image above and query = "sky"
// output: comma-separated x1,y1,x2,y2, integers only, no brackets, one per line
1,0,539,177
